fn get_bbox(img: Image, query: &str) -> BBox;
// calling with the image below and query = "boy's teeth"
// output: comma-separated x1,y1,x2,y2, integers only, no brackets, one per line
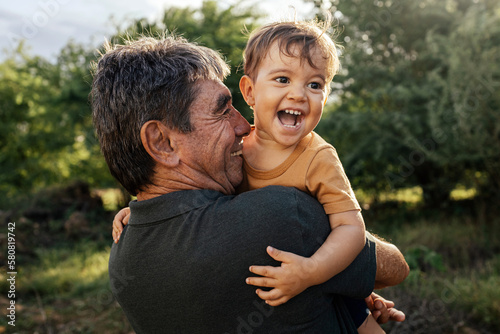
231,150,242,157
284,109,301,116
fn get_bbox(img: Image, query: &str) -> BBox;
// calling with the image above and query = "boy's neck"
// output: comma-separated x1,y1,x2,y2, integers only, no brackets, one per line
243,128,301,171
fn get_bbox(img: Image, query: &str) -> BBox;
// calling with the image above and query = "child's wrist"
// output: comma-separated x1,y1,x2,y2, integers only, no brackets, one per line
303,257,323,286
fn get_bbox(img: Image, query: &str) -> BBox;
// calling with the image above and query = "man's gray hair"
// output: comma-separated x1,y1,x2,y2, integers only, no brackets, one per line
91,36,230,195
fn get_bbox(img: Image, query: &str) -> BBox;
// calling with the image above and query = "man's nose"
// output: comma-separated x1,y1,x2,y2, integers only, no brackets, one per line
232,108,251,137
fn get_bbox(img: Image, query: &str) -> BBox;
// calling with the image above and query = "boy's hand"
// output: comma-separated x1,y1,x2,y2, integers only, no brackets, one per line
246,246,316,306
112,207,130,243
365,292,406,324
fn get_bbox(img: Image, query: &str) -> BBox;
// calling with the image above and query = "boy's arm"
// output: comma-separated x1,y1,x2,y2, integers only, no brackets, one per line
309,210,366,285
246,210,366,306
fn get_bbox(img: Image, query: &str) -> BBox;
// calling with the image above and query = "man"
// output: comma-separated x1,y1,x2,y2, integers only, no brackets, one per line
91,36,408,333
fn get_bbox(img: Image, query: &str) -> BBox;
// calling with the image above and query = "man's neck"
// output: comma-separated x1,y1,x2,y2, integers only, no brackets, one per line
136,170,235,201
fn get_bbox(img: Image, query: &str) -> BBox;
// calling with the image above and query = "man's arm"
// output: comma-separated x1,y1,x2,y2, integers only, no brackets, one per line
371,235,409,289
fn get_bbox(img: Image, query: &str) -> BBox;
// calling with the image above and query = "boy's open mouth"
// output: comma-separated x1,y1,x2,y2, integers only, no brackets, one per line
277,109,303,128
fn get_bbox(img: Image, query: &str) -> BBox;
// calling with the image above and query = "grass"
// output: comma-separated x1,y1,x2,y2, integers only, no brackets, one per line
0,242,133,333
366,201,500,333
19,244,110,297
1,186,498,333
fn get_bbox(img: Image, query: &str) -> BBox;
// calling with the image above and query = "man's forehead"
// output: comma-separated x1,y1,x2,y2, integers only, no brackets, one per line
191,80,231,113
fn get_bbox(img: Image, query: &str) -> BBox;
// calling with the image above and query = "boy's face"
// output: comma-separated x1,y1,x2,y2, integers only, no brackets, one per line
240,42,329,148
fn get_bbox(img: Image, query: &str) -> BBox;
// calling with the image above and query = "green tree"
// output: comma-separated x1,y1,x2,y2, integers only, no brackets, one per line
0,42,115,204
311,0,500,205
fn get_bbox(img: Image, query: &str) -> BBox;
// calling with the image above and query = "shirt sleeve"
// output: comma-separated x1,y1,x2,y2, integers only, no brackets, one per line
305,146,361,214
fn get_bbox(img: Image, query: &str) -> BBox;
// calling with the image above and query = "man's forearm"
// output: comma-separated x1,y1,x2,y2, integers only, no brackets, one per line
371,234,409,289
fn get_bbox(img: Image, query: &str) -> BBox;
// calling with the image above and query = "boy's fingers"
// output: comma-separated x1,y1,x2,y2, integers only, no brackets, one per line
365,295,374,309
249,265,277,278
375,296,394,308
246,276,277,288
265,296,289,306
266,246,294,263
376,304,390,324
113,222,123,232
255,288,283,301
388,308,406,322
112,228,121,243
115,207,130,224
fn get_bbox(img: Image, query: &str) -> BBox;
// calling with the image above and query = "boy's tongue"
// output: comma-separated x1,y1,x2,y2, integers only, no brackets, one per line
278,110,297,126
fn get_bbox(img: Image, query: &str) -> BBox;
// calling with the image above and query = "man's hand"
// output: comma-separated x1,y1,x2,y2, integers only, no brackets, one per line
365,292,406,324
245,246,317,306
112,207,130,243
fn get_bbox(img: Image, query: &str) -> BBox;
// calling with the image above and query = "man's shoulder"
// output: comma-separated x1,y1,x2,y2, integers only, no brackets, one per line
235,186,318,209
229,186,327,225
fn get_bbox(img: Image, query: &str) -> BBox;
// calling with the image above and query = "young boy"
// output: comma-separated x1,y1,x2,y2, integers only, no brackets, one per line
113,20,387,332
237,19,384,333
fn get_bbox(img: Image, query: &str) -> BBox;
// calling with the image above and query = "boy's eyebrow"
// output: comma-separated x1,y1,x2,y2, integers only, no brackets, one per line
213,93,232,114
267,68,293,75
267,68,326,81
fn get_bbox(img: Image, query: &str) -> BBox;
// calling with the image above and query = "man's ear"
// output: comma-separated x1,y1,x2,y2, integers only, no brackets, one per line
140,120,179,167
239,75,255,107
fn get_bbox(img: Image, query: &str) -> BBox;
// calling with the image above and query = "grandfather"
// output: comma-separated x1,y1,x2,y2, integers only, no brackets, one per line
91,36,408,333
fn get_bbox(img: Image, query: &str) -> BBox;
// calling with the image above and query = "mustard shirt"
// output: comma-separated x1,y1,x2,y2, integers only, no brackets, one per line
240,131,360,215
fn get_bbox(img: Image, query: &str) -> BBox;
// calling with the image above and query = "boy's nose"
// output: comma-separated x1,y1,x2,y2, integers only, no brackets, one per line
287,84,306,102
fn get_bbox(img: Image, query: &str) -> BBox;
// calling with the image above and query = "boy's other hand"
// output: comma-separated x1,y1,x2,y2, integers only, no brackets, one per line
365,292,406,324
112,207,131,243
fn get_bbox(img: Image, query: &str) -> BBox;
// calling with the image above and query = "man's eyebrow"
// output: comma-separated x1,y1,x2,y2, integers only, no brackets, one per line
214,93,232,113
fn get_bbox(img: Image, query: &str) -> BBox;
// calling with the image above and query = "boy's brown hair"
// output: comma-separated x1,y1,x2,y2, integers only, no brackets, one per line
243,19,340,84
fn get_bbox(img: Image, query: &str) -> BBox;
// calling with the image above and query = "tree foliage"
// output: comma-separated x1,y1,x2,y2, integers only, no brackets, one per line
312,0,500,204
0,41,113,202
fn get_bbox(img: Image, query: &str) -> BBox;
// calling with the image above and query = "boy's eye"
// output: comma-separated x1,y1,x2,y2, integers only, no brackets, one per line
308,82,322,90
275,77,289,84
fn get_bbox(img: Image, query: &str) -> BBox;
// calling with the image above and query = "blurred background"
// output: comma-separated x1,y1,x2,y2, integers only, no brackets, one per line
0,0,499,332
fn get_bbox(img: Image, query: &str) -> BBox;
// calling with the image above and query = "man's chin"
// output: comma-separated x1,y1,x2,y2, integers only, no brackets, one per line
228,171,244,192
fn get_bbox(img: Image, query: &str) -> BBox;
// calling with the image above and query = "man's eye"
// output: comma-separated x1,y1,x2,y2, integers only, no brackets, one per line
308,82,322,89
275,77,289,84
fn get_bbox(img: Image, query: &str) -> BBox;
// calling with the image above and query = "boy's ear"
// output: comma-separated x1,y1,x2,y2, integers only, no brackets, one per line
239,75,255,106
140,120,179,168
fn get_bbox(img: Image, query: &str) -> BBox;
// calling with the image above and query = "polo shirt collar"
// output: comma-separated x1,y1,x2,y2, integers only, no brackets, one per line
128,189,224,226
